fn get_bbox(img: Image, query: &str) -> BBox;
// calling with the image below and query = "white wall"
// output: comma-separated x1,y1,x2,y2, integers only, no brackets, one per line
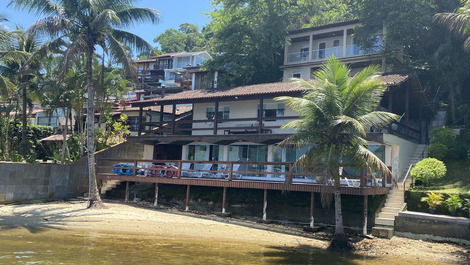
192,99,297,135
282,66,311,81
383,134,419,179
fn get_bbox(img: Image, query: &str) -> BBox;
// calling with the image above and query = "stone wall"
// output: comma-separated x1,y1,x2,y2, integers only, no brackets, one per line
395,211,470,244
0,140,147,203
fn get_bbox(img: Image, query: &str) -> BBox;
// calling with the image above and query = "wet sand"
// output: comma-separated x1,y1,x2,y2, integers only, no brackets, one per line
0,201,468,264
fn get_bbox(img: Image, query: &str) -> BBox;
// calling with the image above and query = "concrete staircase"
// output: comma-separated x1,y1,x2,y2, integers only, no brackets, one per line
100,180,122,195
372,144,428,238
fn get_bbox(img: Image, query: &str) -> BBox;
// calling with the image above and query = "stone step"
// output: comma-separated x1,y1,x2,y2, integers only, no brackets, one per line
372,226,394,239
375,217,395,226
385,202,404,208
387,198,404,204
378,212,399,219
382,206,401,212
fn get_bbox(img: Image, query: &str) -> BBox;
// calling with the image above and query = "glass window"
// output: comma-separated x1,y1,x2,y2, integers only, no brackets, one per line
333,39,340,47
206,107,215,120
292,73,301,78
207,106,230,120
300,47,309,59
318,42,326,59
187,145,208,161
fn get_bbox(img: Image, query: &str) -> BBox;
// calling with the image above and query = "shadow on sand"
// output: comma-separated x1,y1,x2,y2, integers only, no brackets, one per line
258,244,379,265
0,202,107,233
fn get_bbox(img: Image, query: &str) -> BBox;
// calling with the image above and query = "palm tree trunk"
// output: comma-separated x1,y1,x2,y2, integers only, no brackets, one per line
328,167,351,251
85,43,102,208
21,84,27,156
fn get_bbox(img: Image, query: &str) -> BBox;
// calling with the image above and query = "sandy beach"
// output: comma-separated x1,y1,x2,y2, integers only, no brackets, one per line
0,201,468,264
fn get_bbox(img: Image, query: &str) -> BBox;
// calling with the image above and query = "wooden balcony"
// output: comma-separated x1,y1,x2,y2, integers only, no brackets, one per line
96,158,391,196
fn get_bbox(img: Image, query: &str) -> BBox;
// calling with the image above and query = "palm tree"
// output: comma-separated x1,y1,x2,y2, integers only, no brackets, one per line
275,58,398,250
434,1,470,51
9,0,159,208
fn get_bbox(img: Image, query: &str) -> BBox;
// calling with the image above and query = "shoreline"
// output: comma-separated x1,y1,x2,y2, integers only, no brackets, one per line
0,201,468,264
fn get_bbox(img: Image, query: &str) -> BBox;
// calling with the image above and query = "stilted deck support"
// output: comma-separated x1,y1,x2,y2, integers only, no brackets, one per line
363,195,368,236
310,192,315,228
185,185,191,211
154,183,159,207
222,187,227,214
124,181,129,202
263,189,268,221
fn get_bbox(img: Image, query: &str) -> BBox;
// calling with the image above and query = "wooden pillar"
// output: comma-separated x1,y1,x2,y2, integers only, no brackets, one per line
171,103,176,134
405,86,410,124
258,98,264,133
262,189,268,221
153,183,159,207
124,181,129,202
363,195,368,236
222,187,227,214
213,101,219,135
138,107,143,136
310,192,315,228
185,185,191,211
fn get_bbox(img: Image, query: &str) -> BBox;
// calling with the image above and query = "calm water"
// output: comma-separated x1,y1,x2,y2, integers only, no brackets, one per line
0,228,454,265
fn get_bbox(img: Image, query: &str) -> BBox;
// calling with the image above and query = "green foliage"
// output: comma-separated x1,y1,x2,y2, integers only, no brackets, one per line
444,194,462,213
427,143,449,160
96,114,130,150
431,128,456,147
154,23,207,53
411,158,447,186
420,192,444,210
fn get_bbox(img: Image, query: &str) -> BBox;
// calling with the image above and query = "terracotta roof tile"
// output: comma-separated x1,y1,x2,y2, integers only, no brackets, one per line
380,74,410,86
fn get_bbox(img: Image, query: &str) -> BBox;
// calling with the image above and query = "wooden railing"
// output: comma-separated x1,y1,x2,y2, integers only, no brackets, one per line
96,158,391,188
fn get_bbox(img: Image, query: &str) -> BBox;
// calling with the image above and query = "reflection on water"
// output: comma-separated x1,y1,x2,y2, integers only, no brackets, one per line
0,229,452,265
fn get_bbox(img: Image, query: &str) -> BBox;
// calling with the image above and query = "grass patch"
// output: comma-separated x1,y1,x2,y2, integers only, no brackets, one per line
413,160,470,194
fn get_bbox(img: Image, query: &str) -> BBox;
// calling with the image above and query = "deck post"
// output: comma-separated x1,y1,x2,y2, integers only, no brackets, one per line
138,106,143,136
185,185,191,211
310,192,315,228
159,104,164,133
177,161,183,178
172,103,176,134
258,98,264,133
153,183,159,207
124,181,129,202
363,195,368,236
222,187,227,214
262,189,268,221
214,101,219,135
228,162,233,180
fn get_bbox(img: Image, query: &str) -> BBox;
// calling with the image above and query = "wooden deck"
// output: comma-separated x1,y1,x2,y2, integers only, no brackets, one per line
96,158,390,196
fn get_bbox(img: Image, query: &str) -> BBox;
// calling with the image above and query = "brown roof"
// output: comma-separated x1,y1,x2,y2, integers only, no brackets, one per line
133,82,304,105
112,105,192,115
131,74,411,106
380,74,409,86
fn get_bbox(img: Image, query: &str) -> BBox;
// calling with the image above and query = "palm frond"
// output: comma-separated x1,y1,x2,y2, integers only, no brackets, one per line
91,9,121,28
434,12,470,36
115,7,159,27
106,35,136,79
358,111,400,129
28,16,72,38
353,145,392,177
112,29,153,54
8,0,63,16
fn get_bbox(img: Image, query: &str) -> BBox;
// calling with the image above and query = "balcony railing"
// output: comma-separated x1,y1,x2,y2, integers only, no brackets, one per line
286,44,383,64
97,158,392,188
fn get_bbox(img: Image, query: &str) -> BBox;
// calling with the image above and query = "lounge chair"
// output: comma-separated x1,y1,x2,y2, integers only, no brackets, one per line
192,163,213,178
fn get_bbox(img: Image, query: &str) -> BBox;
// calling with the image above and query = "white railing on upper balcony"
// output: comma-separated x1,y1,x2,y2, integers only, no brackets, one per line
286,44,383,64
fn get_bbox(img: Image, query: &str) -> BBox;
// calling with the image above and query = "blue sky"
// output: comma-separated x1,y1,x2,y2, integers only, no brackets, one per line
0,0,213,45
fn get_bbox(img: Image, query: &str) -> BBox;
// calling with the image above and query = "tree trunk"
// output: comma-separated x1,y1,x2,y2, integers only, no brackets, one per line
85,44,103,208
21,84,27,156
61,107,70,164
328,168,352,251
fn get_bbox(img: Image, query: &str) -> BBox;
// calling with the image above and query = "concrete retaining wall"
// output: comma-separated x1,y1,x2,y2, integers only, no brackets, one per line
0,140,147,203
395,211,470,244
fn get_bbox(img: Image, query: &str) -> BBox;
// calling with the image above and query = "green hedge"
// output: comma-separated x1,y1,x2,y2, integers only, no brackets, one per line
406,191,470,217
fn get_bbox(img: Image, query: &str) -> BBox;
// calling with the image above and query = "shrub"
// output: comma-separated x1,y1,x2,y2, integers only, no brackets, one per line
411,158,447,186
430,128,455,148
427,143,448,160
420,192,444,211
444,195,462,214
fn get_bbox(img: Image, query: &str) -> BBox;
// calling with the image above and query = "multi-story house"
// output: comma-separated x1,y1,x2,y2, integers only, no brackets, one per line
134,51,213,99
97,20,430,235
282,20,385,81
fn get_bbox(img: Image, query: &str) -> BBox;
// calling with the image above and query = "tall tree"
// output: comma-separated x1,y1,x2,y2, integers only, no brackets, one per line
10,0,159,208
434,0,470,51
154,23,207,53
276,58,398,250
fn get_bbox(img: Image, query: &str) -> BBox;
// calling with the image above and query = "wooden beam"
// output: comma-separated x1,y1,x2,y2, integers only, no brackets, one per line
153,183,159,207
258,98,264,133
263,189,268,221
172,103,176,134
363,195,368,236
222,187,227,214
310,192,315,228
214,101,219,135
138,107,143,136
124,181,129,202
185,185,191,211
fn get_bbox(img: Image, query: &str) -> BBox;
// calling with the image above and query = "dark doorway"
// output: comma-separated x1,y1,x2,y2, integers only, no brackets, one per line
154,144,182,160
